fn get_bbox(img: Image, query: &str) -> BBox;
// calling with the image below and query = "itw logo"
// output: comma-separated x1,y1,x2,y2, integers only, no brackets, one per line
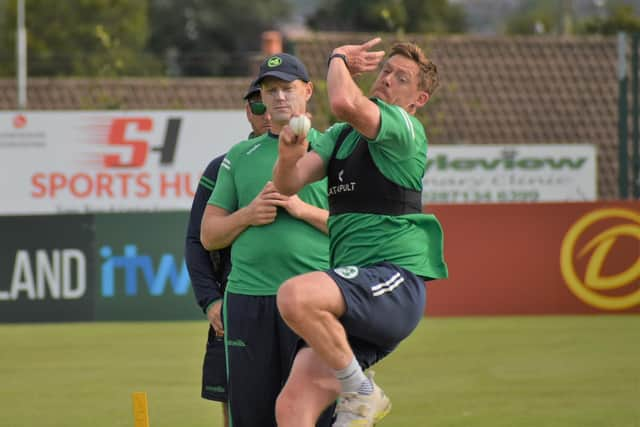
100,245,189,296
425,151,588,172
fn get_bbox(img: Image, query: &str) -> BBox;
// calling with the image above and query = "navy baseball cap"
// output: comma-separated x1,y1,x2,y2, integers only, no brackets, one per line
255,53,310,85
243,79,261,100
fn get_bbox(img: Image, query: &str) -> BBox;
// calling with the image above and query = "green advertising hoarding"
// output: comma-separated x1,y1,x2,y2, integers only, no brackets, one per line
0,215,96,322
93,212,201,321
0,212,204,322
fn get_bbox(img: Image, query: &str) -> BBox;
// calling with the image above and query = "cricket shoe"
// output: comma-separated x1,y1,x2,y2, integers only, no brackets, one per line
332,371,391,427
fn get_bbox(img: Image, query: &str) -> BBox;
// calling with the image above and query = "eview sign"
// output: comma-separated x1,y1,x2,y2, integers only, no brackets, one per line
423,145,597,203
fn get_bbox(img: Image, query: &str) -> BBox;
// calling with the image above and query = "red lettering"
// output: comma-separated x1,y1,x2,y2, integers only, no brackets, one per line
135,173,151,197
160,173,181,197
69,173,93,198
31,173,47,198
103,118,152,168
96,173,114,197
185,173,196,198
28,172,193,201
115,173,133,197
50,173,67,198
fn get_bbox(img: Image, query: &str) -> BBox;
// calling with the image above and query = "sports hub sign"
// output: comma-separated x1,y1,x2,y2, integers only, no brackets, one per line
0,111,248,215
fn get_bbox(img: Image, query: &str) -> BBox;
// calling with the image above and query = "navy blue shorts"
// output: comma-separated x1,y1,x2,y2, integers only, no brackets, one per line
201,324,228,402
327,262,427,369
223,292,297,427
224,292,335,427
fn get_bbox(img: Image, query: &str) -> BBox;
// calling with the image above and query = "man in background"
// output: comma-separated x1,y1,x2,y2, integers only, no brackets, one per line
185,80,271,427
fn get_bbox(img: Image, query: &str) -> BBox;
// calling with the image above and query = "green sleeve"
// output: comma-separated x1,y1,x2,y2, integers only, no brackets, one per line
208,151,238,212
368,99,424,161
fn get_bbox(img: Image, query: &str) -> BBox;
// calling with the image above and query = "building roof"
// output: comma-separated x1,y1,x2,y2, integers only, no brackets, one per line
0,33,635,199
0,77,252,110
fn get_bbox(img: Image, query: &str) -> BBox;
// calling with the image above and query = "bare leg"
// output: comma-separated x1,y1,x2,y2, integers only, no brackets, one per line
277,271,354,370
275,347,340,427
278,271,392,426
221,402,229,427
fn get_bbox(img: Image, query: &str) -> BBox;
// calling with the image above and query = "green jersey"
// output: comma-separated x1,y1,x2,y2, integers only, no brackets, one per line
313,99,448,279
208,130,330,295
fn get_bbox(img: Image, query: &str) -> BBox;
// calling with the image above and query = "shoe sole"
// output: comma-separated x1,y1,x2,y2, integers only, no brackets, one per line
373,400,392,425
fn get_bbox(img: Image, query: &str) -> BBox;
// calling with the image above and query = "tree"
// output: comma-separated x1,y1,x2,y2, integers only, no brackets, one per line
577,2,640,35
0,0,161,77
504,0,560,35
307,0,467,34
504,0,640,36
147,0,293,76
404,0,466,34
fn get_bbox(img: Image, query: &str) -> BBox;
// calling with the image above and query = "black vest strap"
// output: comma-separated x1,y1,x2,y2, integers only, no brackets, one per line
327,126,422,216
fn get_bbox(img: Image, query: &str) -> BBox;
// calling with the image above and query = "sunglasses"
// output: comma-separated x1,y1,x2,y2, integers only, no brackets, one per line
248,100,267,115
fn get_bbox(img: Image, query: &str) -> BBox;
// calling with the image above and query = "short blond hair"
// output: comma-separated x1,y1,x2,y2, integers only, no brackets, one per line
389,42,439,95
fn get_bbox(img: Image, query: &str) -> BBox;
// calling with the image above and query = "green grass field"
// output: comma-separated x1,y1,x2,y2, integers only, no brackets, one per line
1,316,638,427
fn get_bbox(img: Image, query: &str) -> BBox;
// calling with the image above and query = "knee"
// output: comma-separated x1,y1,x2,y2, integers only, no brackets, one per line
277,278,309,325
275,390,297,425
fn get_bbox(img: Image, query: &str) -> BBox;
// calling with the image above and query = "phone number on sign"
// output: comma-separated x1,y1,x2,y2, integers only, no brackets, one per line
424,190,540,203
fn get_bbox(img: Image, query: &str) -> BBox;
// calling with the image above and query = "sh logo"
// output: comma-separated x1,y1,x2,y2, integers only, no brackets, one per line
103,117,182,168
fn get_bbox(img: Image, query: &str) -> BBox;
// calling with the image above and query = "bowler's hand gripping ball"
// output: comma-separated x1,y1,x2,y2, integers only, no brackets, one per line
289,115,311,137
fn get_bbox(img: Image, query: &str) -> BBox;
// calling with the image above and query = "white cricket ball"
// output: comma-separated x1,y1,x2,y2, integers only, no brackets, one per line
289,115,311,137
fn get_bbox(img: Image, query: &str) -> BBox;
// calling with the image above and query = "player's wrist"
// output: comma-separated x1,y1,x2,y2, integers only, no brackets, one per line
328,52,349,70
237,205,257,228
277,146,303,168
331,48,347,57
205,299,221,315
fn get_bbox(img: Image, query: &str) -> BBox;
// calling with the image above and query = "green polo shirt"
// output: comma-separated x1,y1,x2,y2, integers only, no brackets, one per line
209,130,329,295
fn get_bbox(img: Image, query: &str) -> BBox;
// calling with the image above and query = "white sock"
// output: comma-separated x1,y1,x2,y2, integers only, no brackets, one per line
335,357,373,395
